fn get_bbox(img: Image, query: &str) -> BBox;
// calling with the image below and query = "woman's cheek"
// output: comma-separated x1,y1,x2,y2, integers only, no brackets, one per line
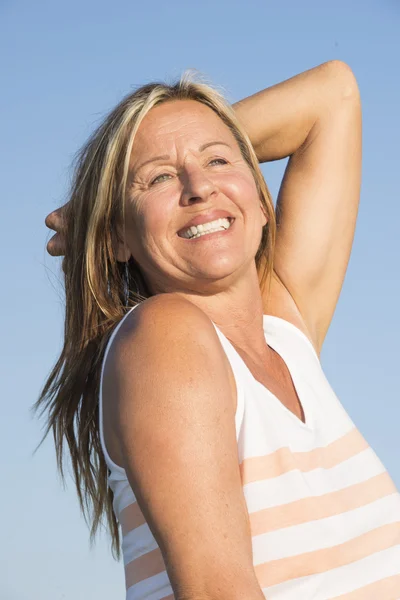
220,174,259,209
142,194,176,239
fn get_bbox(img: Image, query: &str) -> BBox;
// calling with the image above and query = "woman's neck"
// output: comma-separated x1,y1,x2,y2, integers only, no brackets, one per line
172,267,270,363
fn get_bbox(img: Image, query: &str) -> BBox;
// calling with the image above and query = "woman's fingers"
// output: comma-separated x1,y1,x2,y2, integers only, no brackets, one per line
45,204,66,232
45,204,68,257
46,232,66,257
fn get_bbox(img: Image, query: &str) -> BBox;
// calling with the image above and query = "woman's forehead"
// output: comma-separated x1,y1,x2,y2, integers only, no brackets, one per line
131,99,236,160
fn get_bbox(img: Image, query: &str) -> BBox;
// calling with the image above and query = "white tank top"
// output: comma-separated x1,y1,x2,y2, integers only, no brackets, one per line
99,303,400,600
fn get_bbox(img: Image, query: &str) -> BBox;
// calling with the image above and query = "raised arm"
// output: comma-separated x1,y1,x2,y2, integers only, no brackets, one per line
233,60,362,353
103,294,265,600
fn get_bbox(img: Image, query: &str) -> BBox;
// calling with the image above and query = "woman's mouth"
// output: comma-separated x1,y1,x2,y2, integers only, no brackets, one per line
178,217,234,240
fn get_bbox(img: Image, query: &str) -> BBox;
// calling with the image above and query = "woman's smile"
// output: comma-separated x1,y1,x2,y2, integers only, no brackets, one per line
178,216,235,240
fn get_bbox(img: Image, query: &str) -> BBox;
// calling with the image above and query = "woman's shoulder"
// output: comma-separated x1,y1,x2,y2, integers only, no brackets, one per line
102,292,236,440
121,293,216,342
105,293,224,376
130,292,210,320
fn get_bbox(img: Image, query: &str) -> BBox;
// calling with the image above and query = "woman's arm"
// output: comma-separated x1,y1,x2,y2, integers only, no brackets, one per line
106,295,266,600
233,60,362,353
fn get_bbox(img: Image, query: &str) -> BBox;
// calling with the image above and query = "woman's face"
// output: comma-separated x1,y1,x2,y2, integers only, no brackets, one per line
122,99,267,294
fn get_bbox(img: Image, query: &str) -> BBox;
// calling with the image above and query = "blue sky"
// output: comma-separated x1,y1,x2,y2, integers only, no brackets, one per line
1,1,399,598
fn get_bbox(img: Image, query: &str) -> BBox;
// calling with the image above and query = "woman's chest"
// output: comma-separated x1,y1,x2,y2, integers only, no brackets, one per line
240,349,306,424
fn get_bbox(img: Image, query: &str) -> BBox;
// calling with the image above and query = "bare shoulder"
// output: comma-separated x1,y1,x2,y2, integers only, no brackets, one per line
102,292,236,461
118,292,217,343
107,293,227,375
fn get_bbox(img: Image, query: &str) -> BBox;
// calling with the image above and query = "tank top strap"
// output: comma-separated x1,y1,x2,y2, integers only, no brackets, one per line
211,322,248,435
262,315,320,366
99,304,140,478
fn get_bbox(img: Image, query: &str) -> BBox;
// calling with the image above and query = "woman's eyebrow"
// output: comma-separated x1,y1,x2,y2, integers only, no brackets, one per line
200,140,231,152
133,141,232,175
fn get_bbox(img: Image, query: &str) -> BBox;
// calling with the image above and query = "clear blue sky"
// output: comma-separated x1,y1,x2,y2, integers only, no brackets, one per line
1,1,399,598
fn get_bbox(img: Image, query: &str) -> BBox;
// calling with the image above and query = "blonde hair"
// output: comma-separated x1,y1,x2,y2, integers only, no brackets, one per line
34,73,276,558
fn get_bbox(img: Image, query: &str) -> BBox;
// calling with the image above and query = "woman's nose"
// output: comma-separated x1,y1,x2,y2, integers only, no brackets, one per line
180,165,218,205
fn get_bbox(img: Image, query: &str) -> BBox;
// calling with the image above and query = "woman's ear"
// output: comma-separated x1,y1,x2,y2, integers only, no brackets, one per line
260,204,268,227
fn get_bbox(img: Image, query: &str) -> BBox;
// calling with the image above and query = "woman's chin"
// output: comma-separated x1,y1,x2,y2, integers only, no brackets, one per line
185,258,248,287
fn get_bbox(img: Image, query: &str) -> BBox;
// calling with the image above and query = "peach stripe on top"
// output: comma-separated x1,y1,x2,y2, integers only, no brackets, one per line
119,470,397,540
125,546,167,589
255,521,400,588
329,575,400,600
119,501,146,536
240,427,369,484
250,471,398,536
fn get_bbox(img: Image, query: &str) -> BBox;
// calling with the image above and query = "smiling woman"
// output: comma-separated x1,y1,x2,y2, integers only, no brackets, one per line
38,62,400,600
118,98,271,296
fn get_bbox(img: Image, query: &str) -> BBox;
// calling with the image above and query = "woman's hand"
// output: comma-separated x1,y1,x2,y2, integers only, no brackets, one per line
45,204,67,257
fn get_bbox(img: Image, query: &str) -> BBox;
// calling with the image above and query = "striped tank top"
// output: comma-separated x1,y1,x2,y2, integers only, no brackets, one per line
99,304,400,599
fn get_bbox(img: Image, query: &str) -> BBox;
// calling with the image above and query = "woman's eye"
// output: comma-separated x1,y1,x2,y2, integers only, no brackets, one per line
150,159,227,186
209,158,228,166
150,173,172,186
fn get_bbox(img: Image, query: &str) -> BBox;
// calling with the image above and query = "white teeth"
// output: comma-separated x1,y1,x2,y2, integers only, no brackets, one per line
180,217,232,239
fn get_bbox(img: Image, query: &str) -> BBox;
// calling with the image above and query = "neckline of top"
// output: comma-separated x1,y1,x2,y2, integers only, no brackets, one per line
211,314,315,431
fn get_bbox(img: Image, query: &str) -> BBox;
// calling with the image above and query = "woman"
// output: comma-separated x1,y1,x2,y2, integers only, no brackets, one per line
39,61,400,599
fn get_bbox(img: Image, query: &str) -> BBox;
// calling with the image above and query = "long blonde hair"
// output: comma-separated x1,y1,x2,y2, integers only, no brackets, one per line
34,73,277,559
